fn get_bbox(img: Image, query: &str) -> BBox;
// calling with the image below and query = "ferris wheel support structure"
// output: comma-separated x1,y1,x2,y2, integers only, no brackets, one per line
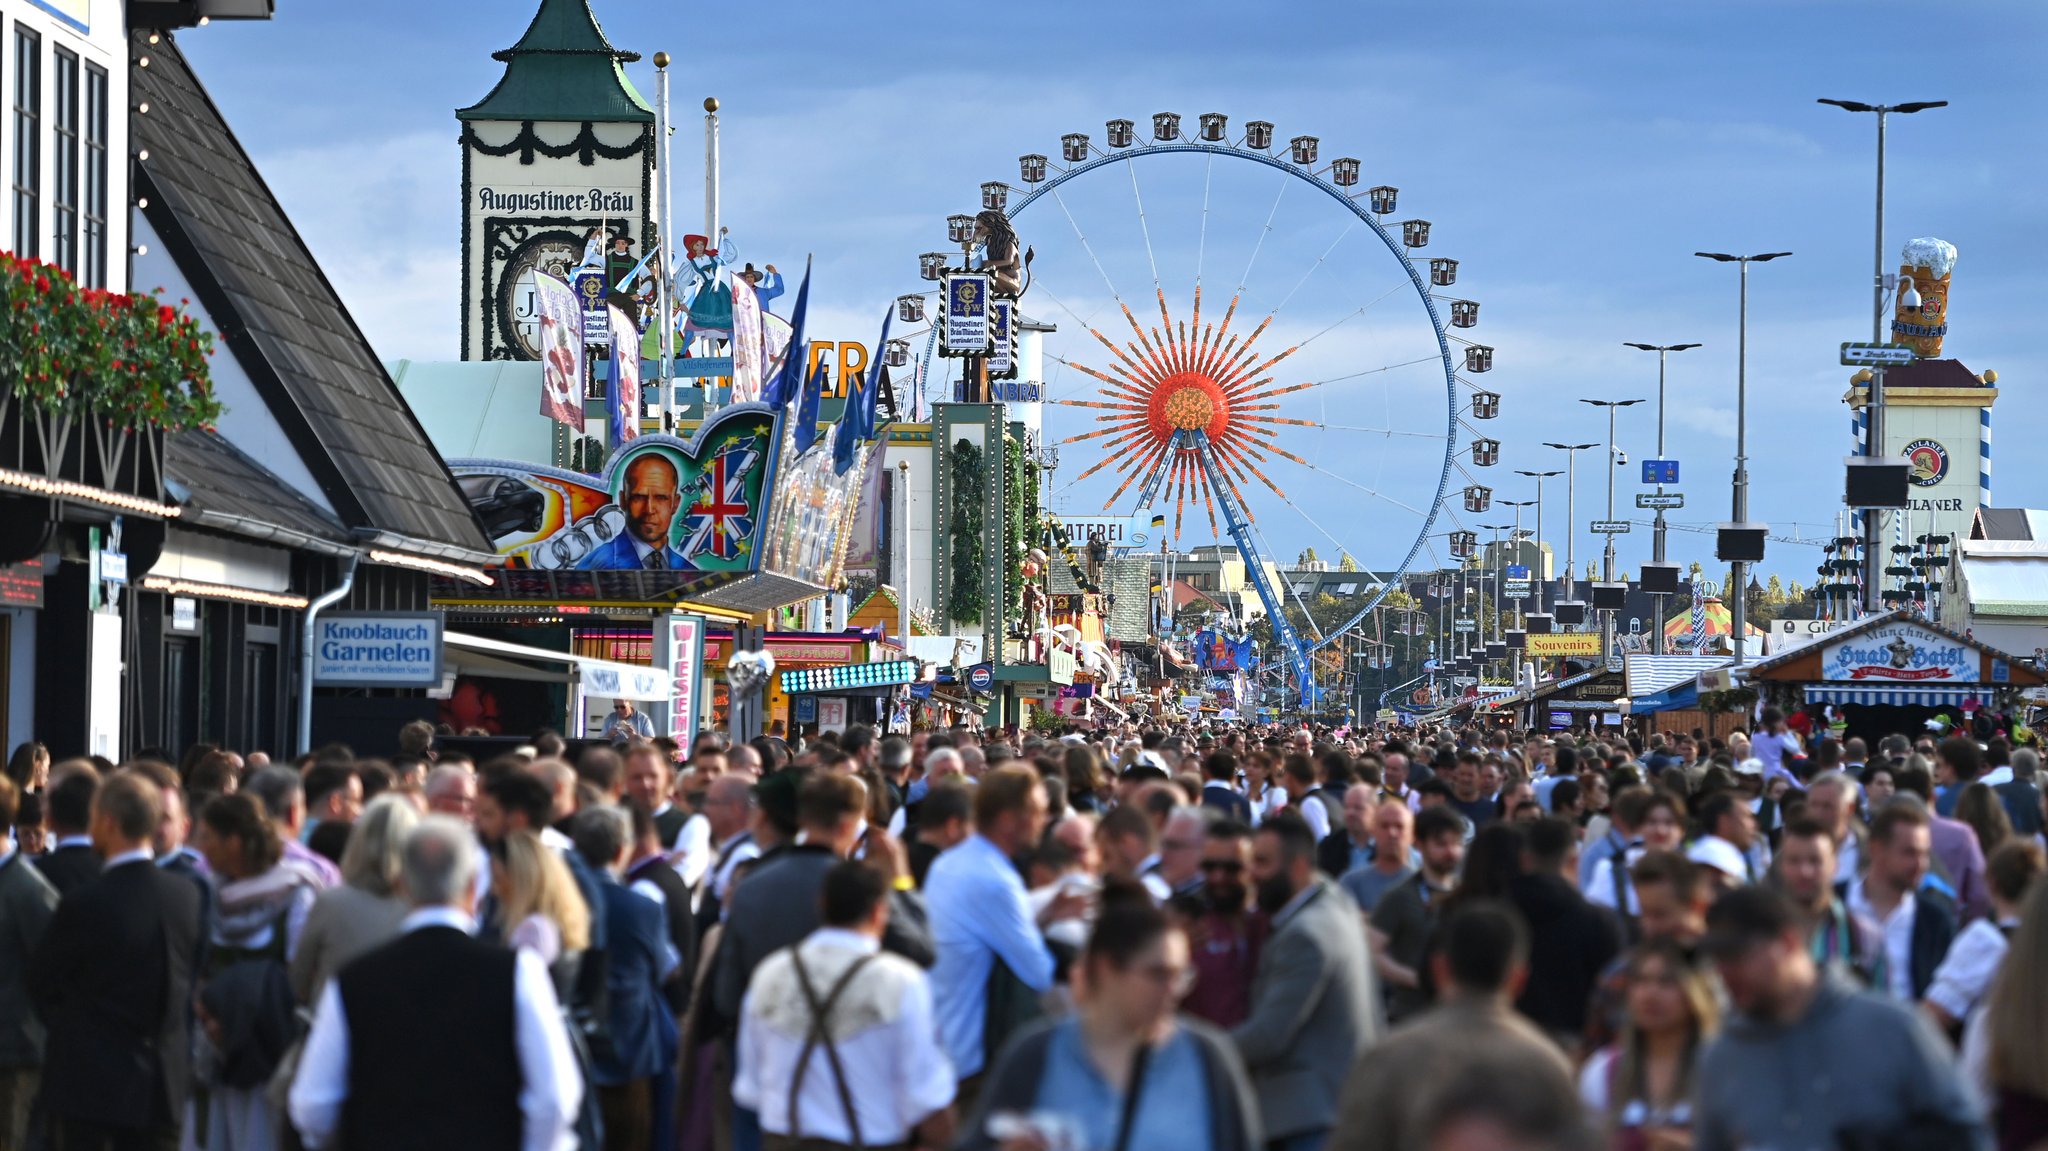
1190,429,1319,707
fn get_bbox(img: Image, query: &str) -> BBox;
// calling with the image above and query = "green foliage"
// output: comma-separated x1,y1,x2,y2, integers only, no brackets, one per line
948,438,983,626
1002,436,1039,622
1338,551,1359,572
0,254,220,431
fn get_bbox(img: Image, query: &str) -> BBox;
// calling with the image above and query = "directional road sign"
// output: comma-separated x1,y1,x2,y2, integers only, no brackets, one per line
1636,493,1685,510
1641,459,1679,485
1840,342,1916,367
1590,520,1632,534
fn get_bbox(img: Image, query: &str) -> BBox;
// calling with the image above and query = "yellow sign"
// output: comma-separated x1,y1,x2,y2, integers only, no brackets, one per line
1525,633,1602,657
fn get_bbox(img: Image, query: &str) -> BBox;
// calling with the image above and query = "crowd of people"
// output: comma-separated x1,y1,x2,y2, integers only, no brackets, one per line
2,708,2045,1151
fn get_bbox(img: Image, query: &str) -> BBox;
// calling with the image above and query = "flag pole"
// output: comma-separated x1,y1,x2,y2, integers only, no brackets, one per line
654,52,675,434
704,95,722,411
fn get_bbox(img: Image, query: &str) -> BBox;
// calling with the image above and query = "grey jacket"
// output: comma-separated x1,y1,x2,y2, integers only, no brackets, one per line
0,852,59,1066
711,844,934,1025
1695,972,1989,1151
1229,877,1381,1139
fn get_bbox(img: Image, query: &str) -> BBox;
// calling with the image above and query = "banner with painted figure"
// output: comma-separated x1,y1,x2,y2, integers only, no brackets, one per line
729,273,765,403
534,272,584,426
448,403,779,573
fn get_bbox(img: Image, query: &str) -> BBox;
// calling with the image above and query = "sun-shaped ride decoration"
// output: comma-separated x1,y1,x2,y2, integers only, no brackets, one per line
1058,288,1318,539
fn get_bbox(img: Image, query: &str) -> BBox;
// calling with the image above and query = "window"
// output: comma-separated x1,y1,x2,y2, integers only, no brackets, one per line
51,47,75,275
1336,581,1360,596
12,26,38,258
81,62,103,286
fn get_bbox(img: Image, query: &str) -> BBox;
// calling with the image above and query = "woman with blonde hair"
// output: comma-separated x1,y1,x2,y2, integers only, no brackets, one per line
1579,937,1720,1150
1968,874,2048,1150
290,794,421,1003
490,828,592,971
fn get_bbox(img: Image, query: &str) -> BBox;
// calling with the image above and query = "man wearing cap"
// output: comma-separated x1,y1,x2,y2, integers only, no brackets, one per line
1691,791,1765,889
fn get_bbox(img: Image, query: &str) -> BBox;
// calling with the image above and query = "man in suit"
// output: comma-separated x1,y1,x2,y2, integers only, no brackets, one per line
28,772,202,1151
289,815,582,1151
579,453,687,570
574,805,679,1151
32,763,101,897
1200,749,1254,824
0,776,58,1150
1233,810,1380,1151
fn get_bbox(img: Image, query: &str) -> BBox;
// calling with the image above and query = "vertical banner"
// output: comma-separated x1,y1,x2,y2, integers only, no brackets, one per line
534,272,585,426
941,272,991,356
656,613,706,750
729,273,764,402
605,304,640,448
989,298,1016,379
574,271,611,344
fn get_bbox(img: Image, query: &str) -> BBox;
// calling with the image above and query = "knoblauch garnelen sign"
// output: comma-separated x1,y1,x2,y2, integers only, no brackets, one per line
1821,623,1977,684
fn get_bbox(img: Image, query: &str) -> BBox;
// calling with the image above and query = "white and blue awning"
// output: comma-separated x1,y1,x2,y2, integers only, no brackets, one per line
1803,683,1999,708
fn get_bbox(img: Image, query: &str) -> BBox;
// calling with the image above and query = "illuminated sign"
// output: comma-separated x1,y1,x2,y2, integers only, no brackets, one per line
0,558,45,608
780,661,917,694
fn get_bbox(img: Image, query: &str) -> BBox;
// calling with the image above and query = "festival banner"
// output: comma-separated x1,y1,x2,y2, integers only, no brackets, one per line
989,298,1016,378
729,273,765,403
534,272,584,426
941,272,991,356
1822,622,1977,684
605,304,640,449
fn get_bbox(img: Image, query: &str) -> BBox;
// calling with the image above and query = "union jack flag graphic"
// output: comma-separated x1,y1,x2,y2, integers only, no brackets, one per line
681,442,761,561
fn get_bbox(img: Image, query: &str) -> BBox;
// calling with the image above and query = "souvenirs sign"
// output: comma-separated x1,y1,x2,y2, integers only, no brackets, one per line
448,404,778,574
1525,633,1602,657
941,273,992,357
1822,622,1976,684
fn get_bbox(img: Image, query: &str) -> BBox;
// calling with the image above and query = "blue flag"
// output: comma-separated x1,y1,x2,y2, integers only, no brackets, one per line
604,304,640,450
760,256,812,409
794,355,829,455
834,306,891,475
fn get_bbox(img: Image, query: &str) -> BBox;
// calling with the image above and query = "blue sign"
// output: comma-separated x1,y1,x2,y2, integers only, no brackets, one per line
1641,459,1679,485
795,695,818,724
573,271,610,343
910,683,933,699
1506,564,1530,580
967,663,995,692
312,612,444,687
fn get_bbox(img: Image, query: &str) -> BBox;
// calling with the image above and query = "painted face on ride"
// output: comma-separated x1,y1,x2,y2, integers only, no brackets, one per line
622,455,681,546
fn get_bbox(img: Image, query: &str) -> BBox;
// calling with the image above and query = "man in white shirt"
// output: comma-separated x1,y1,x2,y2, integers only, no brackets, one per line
1804,771,1865,886
603,698,657,743
290,817,582,1151
736,861,955,1150
1846,802,1952,1003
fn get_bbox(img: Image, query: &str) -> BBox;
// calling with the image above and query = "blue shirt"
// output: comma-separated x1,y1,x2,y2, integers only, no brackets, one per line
924,834,1054,1078
1034,1018,1213,1151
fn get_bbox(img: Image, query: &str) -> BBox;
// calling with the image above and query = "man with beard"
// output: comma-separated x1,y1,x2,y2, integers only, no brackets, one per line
1371,806,1466,1023
1181,820,1266,1029
1232,811,1379,1151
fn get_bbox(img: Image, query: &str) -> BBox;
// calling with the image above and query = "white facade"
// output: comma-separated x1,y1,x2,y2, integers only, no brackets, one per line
0,0,130,289
459,119,650,361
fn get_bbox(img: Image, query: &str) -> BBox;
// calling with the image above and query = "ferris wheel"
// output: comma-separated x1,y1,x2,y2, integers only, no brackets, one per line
896,113,1504,709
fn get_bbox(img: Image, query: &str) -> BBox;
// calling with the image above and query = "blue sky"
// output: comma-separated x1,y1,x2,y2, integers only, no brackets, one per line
179,0,2048,588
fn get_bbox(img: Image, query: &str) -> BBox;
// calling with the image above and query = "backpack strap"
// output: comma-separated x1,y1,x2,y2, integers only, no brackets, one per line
788,947,879,1149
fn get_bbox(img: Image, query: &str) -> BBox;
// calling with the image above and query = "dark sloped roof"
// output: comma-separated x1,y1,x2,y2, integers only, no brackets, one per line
166,430,350,548
1868,358,1987,389
1973,508,2035,541
458,0,652,123
135,33,492,557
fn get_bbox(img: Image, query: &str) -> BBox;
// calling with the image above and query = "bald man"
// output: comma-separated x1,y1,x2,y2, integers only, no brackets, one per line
581,453,686,569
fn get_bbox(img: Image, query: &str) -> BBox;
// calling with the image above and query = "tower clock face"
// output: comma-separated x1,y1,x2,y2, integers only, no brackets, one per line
498,232,584,359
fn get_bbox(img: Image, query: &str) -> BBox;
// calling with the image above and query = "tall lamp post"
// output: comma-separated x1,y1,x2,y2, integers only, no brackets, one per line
1541,443,1599,619
1624,342,1701,653
1695,251,1793,664
1512,470,1560,609
1579,399,1643,661
1818,98,1947,612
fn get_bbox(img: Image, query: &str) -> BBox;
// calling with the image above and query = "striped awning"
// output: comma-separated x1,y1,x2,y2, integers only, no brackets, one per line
1804,684,1998,707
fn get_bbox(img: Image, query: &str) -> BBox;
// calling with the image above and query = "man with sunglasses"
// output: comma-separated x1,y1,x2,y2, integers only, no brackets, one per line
1179,819,1265,1029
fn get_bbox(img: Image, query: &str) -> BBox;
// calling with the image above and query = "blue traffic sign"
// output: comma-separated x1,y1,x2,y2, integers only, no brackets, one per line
1641,459,1679,485
1506,564,1530,580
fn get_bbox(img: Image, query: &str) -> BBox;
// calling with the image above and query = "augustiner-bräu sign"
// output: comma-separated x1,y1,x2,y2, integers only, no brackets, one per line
477,187,637,214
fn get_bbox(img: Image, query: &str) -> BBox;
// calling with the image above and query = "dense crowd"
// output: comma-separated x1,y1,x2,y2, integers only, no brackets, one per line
1,707,2043,1151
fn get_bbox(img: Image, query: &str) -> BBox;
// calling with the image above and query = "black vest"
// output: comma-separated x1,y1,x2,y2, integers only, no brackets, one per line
337,926,523,1151
653,805,691,850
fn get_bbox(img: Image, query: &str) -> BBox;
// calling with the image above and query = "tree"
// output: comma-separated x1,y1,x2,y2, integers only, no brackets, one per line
1339,551,1360,572
1298,547,1321,567
1765,574,1786,605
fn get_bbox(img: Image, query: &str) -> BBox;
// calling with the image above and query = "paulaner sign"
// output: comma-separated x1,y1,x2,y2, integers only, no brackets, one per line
476,187,637,214
313,612,445,687
1822,622,1976,684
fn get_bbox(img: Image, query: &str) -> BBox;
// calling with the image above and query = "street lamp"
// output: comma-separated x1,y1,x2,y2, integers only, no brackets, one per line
1624,342,1702,653
1512,470,1560,603
1541,443,1598,616
1580,399,1644,661
1695,251,1793,664
1818,97,1947,612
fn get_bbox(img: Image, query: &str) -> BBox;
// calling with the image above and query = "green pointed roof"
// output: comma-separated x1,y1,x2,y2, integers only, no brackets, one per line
458,0,653,124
